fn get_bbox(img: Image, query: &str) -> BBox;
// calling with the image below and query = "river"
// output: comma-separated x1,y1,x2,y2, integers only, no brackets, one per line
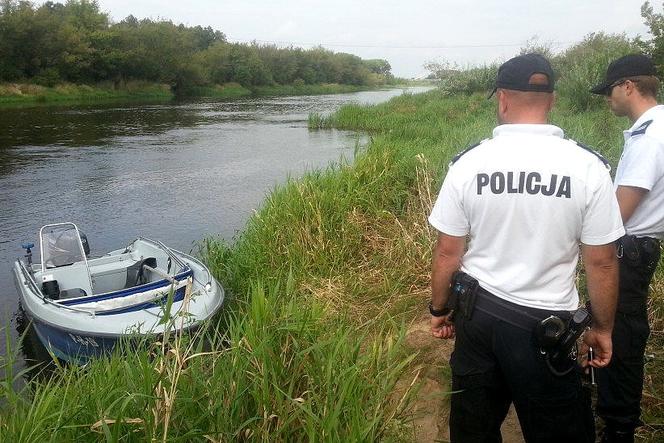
0,86,432,365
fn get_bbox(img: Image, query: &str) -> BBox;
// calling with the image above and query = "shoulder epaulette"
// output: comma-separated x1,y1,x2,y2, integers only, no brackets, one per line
630,119,653,137
571,140,611,170
449,140,485,165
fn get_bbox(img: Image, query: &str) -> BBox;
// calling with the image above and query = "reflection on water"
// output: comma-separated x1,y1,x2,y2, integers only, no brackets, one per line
0,87,432,372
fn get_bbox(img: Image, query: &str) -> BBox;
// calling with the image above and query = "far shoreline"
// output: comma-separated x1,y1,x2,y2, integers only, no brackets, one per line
0,81,424,109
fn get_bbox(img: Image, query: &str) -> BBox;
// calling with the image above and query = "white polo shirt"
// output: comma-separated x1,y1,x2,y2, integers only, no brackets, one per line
614,104,664,239
429,124,625,311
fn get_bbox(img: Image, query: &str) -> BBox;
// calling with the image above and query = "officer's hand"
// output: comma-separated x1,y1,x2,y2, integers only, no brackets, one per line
582,328,612,368
431,314,455,339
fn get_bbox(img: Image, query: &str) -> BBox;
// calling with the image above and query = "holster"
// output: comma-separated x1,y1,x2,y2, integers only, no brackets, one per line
617,234,661,263
449,271,479,320
617,235,640,261
537,308,591,376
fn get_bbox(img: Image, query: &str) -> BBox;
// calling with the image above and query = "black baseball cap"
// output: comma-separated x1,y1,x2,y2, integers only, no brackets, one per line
590,54,657,95
488,53,555,98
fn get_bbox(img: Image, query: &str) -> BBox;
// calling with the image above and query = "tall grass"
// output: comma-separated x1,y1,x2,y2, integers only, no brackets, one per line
220,91,498,330
252,83,370,97
643,262,664,439
437,64,498,97
0,82,378,107
187,82,252,99
0,280,418,441
0,81,173,106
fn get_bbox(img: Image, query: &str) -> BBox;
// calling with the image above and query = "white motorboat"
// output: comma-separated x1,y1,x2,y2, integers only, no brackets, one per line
12,222,224,363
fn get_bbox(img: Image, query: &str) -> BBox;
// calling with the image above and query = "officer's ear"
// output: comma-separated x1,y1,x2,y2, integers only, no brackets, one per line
623,79,639,97
546,92,556,113
496,89,509,117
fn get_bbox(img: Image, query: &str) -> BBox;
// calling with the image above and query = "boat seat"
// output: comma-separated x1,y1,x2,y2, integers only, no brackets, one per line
41,262,94,300
59,288,88,299
125,257,157,288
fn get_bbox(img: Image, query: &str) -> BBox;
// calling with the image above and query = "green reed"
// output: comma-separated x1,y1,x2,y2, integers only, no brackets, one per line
0,278,417,441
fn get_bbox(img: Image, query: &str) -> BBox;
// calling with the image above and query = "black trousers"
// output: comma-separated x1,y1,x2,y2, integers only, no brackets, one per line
596,235,661,432
449,298,595,443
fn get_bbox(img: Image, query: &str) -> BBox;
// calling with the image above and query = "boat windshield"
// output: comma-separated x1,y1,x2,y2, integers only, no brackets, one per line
41,223,86,269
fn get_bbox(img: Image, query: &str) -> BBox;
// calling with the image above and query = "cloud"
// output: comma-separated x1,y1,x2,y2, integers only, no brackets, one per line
274,20,298,39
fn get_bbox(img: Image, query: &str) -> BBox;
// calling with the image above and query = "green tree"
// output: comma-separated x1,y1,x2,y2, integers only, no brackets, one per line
0,0,42,79
189,25,226,51
0,1,386,90
256,44,298,84
364,59,392,76
640,1,664,71
195,41,232,84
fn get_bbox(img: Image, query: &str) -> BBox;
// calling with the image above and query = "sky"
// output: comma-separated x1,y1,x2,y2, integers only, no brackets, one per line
57,0,654,78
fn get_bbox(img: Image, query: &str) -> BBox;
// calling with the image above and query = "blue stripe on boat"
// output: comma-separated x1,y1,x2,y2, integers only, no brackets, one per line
60,268,192,306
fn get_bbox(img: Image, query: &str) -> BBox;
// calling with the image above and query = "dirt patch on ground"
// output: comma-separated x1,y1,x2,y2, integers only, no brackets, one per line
403,315,525,443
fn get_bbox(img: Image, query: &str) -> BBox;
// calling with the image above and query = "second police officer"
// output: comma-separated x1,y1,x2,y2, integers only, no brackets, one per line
591,54,664,443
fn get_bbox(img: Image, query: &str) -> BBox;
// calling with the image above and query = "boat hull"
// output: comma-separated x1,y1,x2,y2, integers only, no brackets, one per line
32,317,120,363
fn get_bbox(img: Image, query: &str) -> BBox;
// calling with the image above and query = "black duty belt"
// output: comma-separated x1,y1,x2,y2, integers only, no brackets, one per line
474,286,571,332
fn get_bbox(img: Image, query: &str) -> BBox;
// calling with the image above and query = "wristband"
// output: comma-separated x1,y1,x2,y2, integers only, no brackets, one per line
429,301,451,317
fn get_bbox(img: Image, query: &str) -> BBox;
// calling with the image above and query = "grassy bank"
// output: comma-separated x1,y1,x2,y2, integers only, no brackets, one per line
252,83,372,97
0,82,174,106
186,82,372,99
0,81,382,108
2,88,663,441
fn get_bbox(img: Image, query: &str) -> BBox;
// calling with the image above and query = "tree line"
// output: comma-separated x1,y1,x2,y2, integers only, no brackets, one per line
0,0,395,94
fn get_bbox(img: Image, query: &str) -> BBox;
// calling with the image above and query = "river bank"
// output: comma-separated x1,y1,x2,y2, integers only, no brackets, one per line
2,89,662,441
0,81,396,107
204,88,664,441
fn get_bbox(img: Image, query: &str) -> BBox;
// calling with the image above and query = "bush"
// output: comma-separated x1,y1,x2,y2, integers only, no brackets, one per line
424,33,639,110
33,68,62,87
554,33,639,112
428,61,498,96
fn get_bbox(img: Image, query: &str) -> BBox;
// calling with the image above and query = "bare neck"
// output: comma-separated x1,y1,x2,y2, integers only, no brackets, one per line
502,114,548,125
629,97,658,124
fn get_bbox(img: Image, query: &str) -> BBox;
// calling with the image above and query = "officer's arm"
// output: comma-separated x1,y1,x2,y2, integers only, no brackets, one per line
616,185,648,223
580,242,619,367
431,232,465,311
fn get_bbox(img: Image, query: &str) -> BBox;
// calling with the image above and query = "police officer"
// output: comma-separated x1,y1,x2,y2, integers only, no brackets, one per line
590,54,664,442
429,54,624,442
